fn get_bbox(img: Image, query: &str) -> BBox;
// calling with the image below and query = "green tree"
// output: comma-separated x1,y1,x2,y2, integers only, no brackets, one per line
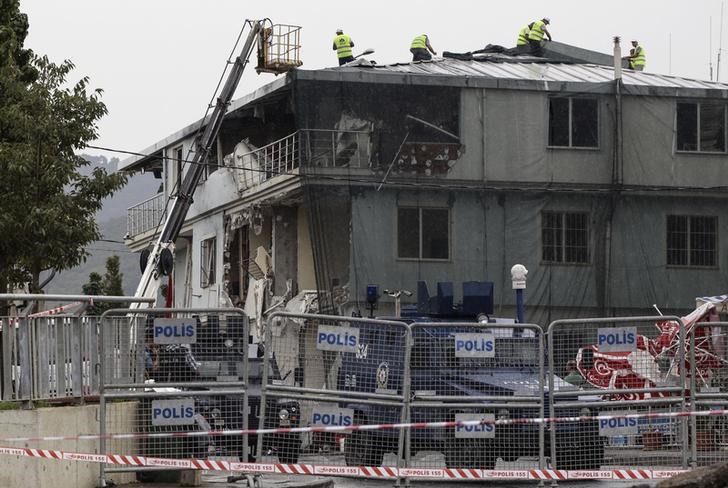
82,256,126,314
0,1,127,296
101,255,124,297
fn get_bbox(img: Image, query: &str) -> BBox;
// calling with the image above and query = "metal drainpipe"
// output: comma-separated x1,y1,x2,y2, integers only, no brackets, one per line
604,37,624,315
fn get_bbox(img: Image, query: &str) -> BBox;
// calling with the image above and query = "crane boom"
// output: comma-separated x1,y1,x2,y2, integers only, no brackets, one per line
132,20,264,308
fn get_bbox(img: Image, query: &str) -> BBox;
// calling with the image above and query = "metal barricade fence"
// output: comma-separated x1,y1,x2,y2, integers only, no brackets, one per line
98,308,248,485
690,321,728,467
407,322,545,471
1,315,100,401
548,316,689,471
259,312,411,468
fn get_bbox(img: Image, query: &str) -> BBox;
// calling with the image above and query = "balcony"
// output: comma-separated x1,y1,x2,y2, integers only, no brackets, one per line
127,192,165,238
233,129,372,192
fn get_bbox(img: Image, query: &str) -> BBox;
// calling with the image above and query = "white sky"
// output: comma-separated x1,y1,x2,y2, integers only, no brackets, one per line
19,0,728,161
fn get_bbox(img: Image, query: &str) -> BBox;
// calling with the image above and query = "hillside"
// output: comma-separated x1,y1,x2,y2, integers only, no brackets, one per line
43,154,159,296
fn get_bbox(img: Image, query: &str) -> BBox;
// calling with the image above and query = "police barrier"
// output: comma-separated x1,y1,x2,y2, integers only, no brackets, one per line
0,293,154,403
98,308,248,485
690,321,728,466
259,312,411,468
407,322,546,471
548,316,689,471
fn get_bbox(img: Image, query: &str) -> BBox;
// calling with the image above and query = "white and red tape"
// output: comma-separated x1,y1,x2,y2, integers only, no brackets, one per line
0,446,688,480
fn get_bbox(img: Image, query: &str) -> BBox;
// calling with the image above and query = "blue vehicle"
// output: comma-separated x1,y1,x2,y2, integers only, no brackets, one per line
338,281,605,469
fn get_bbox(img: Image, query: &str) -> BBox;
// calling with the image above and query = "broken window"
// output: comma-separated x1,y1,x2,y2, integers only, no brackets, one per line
548,97,599,148
397,207,449,260
676,102,726,152
667,215,717,267
201,236,217,287
542,211,589,264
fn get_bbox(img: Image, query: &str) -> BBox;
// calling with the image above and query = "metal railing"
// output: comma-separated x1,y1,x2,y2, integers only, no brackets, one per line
127,192,166,238
233,129,372,192
0,294,154,402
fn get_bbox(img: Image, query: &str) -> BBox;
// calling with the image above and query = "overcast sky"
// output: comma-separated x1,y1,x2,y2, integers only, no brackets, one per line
19,0,728,162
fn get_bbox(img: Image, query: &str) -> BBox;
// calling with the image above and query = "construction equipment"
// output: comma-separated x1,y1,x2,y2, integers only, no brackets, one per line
132,20,301,309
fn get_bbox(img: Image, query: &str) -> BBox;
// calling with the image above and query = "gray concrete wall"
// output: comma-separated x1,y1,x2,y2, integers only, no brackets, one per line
474,88,614,185
0,402,137,488
622,96,728,187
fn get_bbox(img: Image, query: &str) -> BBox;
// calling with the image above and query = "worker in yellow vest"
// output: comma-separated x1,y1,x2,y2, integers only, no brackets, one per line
410,34,437,62
516,25,530,47
333,28,355,66
527,18,552,56
625,40,646,71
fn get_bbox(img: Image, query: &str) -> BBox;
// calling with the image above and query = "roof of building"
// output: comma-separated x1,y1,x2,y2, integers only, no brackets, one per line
320,50,728,94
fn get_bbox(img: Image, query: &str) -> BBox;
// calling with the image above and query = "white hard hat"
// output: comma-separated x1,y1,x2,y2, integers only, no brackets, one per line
336,28,343,34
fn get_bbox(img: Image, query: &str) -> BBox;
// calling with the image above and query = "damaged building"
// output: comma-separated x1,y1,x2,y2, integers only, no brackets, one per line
121,40,728,332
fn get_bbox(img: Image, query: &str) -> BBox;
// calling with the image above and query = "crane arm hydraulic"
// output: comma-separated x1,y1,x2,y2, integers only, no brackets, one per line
132,20,264,309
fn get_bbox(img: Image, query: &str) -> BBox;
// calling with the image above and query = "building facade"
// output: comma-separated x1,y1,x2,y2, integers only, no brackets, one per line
121,43,728,325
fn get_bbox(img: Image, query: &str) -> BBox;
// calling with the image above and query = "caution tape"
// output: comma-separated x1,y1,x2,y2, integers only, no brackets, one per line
0,445,687,480
1,407,726,444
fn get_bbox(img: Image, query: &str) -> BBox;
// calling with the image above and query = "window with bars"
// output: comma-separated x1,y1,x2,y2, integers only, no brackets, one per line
397,207,450,260
676,102,726,153
548,97,599,148
666,215,717,267
542,211,590,264
200,237,217,287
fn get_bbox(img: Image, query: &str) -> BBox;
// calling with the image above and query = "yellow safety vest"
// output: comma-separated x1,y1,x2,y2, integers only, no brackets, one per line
517,26,530,46
411,35,427,49
632,45,646,68
334,34,353,58
528,20,546,41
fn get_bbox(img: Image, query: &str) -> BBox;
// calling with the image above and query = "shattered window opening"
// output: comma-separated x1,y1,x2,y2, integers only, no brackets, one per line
676,102,726,153
548,97,599,149
201,236,217,287
666,215,717,267
397,207,450,260
542,211,589,264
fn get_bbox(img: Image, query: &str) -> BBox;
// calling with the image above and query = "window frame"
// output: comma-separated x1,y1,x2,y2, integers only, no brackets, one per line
665,214,718,268
675,101,727,154
547,96,601,150
200,236,217,288
541,210,591,265
396,206,451,261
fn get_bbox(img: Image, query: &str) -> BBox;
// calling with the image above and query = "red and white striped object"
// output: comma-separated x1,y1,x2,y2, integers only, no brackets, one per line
444,468,482,479
529,469,567,480
275,463,314,475
107,454,145,466
613,469,652,479
359,466,398,478
0,444,693,482
25,448,62,460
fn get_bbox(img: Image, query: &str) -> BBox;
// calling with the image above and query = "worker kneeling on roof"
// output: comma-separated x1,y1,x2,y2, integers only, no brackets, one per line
625,40,646,71
410,34,437,62
527,17,552,57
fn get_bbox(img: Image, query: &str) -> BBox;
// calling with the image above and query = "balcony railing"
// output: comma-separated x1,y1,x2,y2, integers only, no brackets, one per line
127,192,165,238
233,129,372,192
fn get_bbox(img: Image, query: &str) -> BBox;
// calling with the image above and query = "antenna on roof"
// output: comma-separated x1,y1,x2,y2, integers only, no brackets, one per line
718,0,725,81
710,16,714,80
